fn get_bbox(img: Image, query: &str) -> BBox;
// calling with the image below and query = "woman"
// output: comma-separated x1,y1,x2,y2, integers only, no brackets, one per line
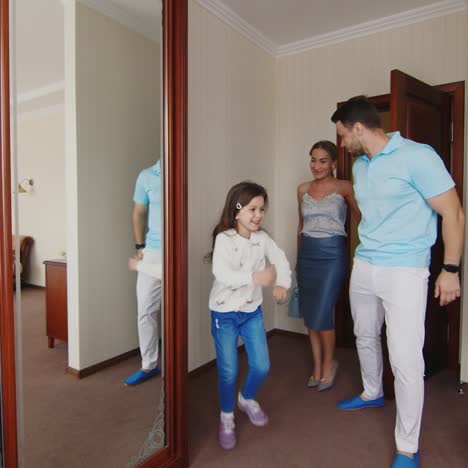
297,140,360,391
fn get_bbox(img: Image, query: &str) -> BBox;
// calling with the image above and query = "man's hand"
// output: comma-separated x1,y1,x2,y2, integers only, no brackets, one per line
136,249,144,260
128,256,140,272
273,286,287,303
434,270,461,306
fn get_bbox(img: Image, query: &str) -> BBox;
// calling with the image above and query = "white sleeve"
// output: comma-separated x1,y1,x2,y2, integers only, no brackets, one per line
136,261,162,280
264,233,291,289
212,234,253,288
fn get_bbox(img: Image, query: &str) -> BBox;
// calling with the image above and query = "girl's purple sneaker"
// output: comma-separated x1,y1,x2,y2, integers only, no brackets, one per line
237,398,269,426
218,416,236,450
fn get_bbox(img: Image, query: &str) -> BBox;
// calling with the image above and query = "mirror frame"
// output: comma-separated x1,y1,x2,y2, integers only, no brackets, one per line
0,0,188,466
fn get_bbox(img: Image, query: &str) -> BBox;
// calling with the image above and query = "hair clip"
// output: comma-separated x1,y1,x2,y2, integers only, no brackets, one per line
236,202,242,210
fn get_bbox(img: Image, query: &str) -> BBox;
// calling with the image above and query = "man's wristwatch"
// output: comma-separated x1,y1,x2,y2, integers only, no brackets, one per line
442,263,459,273
135,243,146,250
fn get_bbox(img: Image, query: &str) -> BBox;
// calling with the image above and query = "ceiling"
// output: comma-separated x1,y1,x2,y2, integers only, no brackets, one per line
219,0,433,45
14,0,162,100
202,0,468,54
15,0,64,96
13,0,468,104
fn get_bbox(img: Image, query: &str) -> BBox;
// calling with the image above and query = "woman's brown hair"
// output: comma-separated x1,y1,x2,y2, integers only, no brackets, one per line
309,140,338,161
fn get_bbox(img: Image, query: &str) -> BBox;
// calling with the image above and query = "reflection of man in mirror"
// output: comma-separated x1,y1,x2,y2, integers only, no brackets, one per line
125,159,162,386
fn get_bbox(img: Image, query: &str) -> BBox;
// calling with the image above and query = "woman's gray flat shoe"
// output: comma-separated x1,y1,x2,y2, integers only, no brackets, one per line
318,361,339,392
307,375,320,387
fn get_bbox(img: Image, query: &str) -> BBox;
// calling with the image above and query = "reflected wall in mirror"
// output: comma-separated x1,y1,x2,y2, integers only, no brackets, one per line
9,0,172,466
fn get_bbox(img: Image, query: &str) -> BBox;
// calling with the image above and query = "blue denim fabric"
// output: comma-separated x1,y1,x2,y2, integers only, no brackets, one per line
211,307,270,412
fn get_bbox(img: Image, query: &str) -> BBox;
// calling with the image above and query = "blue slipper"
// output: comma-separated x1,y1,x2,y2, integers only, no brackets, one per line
337,394,384,410
124,367,160,386
392,452,420,467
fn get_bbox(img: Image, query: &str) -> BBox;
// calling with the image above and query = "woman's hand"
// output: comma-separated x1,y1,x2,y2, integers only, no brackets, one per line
253,265,276,287
273,286,287,303
128,256,140,272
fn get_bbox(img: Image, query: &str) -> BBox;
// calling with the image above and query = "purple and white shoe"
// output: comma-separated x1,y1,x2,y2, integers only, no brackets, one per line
237,397,269,427
218,416,236,450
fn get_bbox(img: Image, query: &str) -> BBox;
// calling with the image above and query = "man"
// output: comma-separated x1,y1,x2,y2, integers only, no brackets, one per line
331,96,464,468
125,159,163,386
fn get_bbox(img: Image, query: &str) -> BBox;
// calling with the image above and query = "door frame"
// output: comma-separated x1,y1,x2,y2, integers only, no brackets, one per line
0,0,188,467
336,80,465,371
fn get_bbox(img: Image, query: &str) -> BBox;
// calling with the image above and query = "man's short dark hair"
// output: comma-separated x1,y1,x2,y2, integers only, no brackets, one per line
331,95,382,129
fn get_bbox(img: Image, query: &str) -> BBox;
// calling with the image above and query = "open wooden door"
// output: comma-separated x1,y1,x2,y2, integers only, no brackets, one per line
390,69,453,378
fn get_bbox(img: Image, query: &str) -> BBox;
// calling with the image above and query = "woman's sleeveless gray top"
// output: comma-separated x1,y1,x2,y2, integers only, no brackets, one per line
301,192,347,238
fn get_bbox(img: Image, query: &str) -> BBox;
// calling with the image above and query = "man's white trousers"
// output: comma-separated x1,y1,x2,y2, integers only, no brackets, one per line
350,258,429,453
137,249,162,370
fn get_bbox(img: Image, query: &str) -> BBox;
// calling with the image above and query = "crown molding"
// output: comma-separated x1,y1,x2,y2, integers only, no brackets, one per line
17,81,65,104
77,0,161,43
15,82,65,116
17,103,65,122
278,0,468,56
195,0,277,56
196,0,468,58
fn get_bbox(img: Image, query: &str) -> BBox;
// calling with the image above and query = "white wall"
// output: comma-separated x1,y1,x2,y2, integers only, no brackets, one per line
273,13,468,350
65,2,161,370
16,106,66,286
188,0,276,371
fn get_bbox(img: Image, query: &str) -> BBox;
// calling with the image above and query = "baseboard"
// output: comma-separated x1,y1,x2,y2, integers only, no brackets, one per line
456,365,466,394
67,348,140,379
188,328,304,378
21,283,45,289
271,328,308,339
188,357,217,379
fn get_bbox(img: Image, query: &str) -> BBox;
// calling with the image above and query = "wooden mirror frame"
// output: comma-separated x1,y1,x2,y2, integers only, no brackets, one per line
0,0,188,466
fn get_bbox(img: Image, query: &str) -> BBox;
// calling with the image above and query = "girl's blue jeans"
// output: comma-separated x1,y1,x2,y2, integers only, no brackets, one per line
211,306,270,412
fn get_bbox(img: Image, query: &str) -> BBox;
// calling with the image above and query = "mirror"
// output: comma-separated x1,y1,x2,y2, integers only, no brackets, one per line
1,0,189,466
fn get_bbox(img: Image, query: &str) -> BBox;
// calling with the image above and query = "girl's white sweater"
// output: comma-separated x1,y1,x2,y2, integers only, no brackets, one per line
209,229,291,313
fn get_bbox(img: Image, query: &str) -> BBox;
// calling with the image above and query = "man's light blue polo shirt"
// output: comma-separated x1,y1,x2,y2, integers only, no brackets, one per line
133,160,162,250
353,132,454,267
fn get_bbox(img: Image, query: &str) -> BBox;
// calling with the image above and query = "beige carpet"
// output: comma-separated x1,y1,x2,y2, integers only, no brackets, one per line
188,334,468,467
19,287,163,468
19,287,468,467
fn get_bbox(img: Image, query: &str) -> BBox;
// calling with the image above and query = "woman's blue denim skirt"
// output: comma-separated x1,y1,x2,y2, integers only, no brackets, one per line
297,234,348,330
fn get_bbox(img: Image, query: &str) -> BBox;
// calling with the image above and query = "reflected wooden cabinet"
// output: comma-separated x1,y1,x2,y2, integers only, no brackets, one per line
43,260,68,348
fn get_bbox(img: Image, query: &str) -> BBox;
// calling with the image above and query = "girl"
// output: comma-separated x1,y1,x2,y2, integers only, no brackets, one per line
208,181,291,450
297,140,360,391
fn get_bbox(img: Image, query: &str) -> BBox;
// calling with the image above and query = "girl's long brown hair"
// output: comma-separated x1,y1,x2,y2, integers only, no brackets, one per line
205,181,268,262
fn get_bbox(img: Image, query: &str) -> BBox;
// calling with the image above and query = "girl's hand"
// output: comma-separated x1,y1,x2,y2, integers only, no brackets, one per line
128,256,140,272
253,265,276,287
273,286,287,303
